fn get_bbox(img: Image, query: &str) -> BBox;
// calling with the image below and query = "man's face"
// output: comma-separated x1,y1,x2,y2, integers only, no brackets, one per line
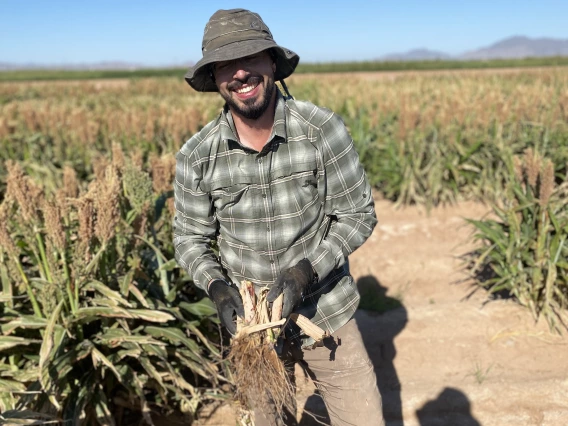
213,51,276,120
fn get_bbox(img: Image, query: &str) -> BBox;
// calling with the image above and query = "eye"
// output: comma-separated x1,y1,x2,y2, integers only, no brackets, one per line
216,62,230,72
245,54,264,64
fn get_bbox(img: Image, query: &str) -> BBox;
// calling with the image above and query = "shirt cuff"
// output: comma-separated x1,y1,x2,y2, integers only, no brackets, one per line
306,241,341,283
194,262,226,294
207,277,229,293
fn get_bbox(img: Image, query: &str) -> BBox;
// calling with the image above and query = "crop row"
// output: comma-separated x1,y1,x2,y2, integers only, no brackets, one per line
0,69,567,420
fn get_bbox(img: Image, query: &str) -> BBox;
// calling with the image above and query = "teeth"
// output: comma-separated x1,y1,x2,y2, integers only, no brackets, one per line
236,84,257,94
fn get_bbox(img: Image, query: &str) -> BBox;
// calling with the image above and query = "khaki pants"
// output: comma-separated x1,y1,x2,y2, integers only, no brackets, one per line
253,319,385,426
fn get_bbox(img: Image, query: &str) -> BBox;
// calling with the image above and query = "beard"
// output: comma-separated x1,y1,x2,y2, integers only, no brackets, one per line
222,76,275,120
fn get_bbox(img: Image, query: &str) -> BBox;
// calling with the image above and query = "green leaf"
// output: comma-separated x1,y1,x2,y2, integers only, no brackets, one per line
93,389,116,426
552,237,566,265
140,343,168,359
139,356,166,390
84,280,132,308
0,378,27,392
459,141,483,164
467,219,508,251
91,347,122,383
163,383,200,414
0,336,42,351
113,347,142,362
120,269,135,296
38,299,64,372
1,262,13,309
49,340,94,383
186,321,220,356
128,283,151,308
72,307,174,323
179,298,217,317
0,410,58,425
549,207,561,233
38,299,65,410
159,358,197,396
96,329,167,348
122,371,154,426
1,315,50,335
128,309,175,323
144,326,200,353
10,366,39,383
134,235,170,295
159,258,179,271
62,372,96,425
176,349,219,382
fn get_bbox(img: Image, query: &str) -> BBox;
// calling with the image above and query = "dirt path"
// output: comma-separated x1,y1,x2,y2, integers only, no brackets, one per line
198,199,568,426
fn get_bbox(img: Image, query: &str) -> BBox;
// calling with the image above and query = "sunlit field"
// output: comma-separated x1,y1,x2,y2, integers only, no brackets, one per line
2,68,568,204
1,67,567,421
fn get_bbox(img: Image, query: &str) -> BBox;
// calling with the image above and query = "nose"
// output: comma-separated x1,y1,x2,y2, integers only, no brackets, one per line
233,67,249,81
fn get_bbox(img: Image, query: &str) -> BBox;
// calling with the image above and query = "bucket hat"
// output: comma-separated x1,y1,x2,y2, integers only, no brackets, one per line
184,9,300,92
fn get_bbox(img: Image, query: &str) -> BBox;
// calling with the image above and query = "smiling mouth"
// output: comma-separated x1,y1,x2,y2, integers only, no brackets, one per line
234,82,260,94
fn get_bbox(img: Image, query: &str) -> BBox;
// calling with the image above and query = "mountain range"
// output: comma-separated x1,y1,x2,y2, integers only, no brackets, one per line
379,36,568,61
2,36,568,71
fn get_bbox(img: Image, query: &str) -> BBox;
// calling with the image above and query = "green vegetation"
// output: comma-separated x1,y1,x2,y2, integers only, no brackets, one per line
0,67,189,82
466,149,568,332
297,56,568,73
467,360,494,385
1,67,568,420
2,56,568,82
0,153,227,421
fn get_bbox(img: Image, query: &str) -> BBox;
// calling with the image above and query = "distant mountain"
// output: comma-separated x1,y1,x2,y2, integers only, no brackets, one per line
460,36,568,59
2,36,568,71
379,48,452,61
378,36,568,62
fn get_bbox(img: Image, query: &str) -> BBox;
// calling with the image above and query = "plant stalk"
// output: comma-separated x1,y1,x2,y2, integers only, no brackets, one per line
13,255,43,318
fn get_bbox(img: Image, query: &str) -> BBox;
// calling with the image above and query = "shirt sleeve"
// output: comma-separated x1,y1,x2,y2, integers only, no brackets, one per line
306,113,378,281
173,148,226,293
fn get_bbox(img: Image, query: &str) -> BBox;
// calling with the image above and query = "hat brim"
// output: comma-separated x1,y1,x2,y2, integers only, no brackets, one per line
184,40,299,92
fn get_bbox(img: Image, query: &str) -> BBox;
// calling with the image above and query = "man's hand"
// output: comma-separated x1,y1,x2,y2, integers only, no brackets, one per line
267,259,315,318
208,280,244,335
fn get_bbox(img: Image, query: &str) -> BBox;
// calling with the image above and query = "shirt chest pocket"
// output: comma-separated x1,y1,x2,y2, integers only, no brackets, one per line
269,146,323,209
208,175,257,221
205,143,324,221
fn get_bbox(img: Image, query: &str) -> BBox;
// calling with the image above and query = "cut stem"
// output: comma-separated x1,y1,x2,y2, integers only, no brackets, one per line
235,319,286,339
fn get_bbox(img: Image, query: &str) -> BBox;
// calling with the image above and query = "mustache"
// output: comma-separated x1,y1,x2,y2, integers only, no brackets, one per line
227,76,262,91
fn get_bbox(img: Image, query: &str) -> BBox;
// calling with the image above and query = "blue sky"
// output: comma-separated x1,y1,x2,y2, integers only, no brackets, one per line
2,0,567,65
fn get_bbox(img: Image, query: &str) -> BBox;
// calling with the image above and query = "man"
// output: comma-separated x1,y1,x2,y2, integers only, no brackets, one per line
174,8,384,426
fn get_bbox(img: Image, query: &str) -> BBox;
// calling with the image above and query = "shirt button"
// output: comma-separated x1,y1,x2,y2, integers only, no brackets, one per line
266,226,270,231
270,260,275,264
258,158,262,163
262,193,267,198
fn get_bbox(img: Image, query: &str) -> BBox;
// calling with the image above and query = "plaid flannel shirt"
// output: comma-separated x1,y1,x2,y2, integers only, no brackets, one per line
174,90,377,345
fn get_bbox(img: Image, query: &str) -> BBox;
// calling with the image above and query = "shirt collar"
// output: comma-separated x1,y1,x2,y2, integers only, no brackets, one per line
219,88,287,146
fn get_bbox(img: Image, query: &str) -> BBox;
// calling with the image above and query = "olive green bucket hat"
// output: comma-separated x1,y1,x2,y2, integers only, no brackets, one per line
184,8,300,92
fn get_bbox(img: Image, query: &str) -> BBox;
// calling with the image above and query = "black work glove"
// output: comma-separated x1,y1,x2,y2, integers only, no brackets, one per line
266,259,315,318
208,280,244,335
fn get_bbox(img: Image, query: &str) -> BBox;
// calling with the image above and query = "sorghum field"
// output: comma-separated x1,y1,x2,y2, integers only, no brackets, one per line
1,67,568,425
